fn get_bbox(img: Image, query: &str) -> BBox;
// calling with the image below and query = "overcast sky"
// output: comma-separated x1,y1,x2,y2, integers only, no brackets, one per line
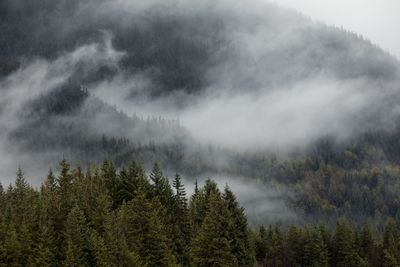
273,0,400,59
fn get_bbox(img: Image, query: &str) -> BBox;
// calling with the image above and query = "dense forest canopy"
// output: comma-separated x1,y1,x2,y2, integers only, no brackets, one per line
1,160,400,266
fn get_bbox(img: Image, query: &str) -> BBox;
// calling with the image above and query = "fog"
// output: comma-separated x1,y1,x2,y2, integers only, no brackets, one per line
181,175,297,226
0,35,124,184
79,0,400,150
273,0,400,59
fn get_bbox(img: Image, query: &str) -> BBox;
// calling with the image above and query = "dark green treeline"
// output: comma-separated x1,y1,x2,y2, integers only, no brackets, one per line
0,160,252,267
1,160,400,267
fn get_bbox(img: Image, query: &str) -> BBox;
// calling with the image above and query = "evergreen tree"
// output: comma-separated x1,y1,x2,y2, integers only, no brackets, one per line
189,182,207,237
150,162,174,207
382,218,400,267
191,192,237,267
304,227,329,267
89,229,116,267
29,223,55,267
189,179,219,237
58,160,73,196
57,160,74,225
101,160,119,209
63,205,90,267
117,161,151,205
121,193,176,266
46,168,57,192
255,226,268,266
0,222,22,267
223,186,254,266
285,225,304,267
268,225,285,267
102,211,139,266
73,166,111,234
358,221,375,264
333,219,366,267
172,173,191,266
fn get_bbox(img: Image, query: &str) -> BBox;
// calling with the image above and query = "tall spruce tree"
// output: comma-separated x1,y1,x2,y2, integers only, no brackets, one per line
333,219,366,267
255,226,268,265
63,205,90,267
191,192,237,267
172,173,191,266
358,221,375,265
304,227,329,267
382,218,400,267
285,226,304,266
117,161,151,205
28,223,55,267
121,193,177,266
101,160,119,209
223,186,254,266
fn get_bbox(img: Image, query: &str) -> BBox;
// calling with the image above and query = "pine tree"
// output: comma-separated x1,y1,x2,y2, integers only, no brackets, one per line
58,160,73,195
268,225,285,267
150,162,174,208
13,167,35,224
285,225,304,267
117,161,151,205
304,227,329,267
63,205,89,267
9,168,36,265
191,192,237,267
89,229,116,267
150,162,163,186
359,221,375,264
173,174,186,208
46,168,57,192
172,173,191,266
29,223,55,267
1,222,22,267
73,166,111,234
57,160,74,223
255,226,268,266
102,211,139,266
121,193,176,266
382,218,400,267
39,168,62,264
101,160,119,209
223,186,254,266
189,182,207,237
18,218,33,266
333,219,366,267
189,179,219,237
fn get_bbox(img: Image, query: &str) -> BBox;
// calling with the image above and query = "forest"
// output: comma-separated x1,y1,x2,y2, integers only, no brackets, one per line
1,160,400,267
2,0,400,266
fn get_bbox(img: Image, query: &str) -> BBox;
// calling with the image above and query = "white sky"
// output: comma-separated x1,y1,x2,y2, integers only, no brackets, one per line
272,0,400,58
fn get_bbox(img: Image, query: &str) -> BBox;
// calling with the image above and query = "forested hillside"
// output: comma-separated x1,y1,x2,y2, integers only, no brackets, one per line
2,161,400,266
3,1,400,263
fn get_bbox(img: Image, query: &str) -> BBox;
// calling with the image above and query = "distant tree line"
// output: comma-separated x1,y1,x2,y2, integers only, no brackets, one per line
254,218,400,267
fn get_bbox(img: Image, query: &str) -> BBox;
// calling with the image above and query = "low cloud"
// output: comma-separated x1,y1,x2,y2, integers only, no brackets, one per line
0,34,125,185
181,174,297,225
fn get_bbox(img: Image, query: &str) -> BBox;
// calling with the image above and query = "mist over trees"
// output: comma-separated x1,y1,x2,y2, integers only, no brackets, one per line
1,161,400,266
0,161,254,266
2,0,400,263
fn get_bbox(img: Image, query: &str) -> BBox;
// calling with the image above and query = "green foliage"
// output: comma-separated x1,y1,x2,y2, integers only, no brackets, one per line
1,160,400,266
223,186,254,266
121,193,177,266
63,205,89,267
382,219,400,267
191,192,238,267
